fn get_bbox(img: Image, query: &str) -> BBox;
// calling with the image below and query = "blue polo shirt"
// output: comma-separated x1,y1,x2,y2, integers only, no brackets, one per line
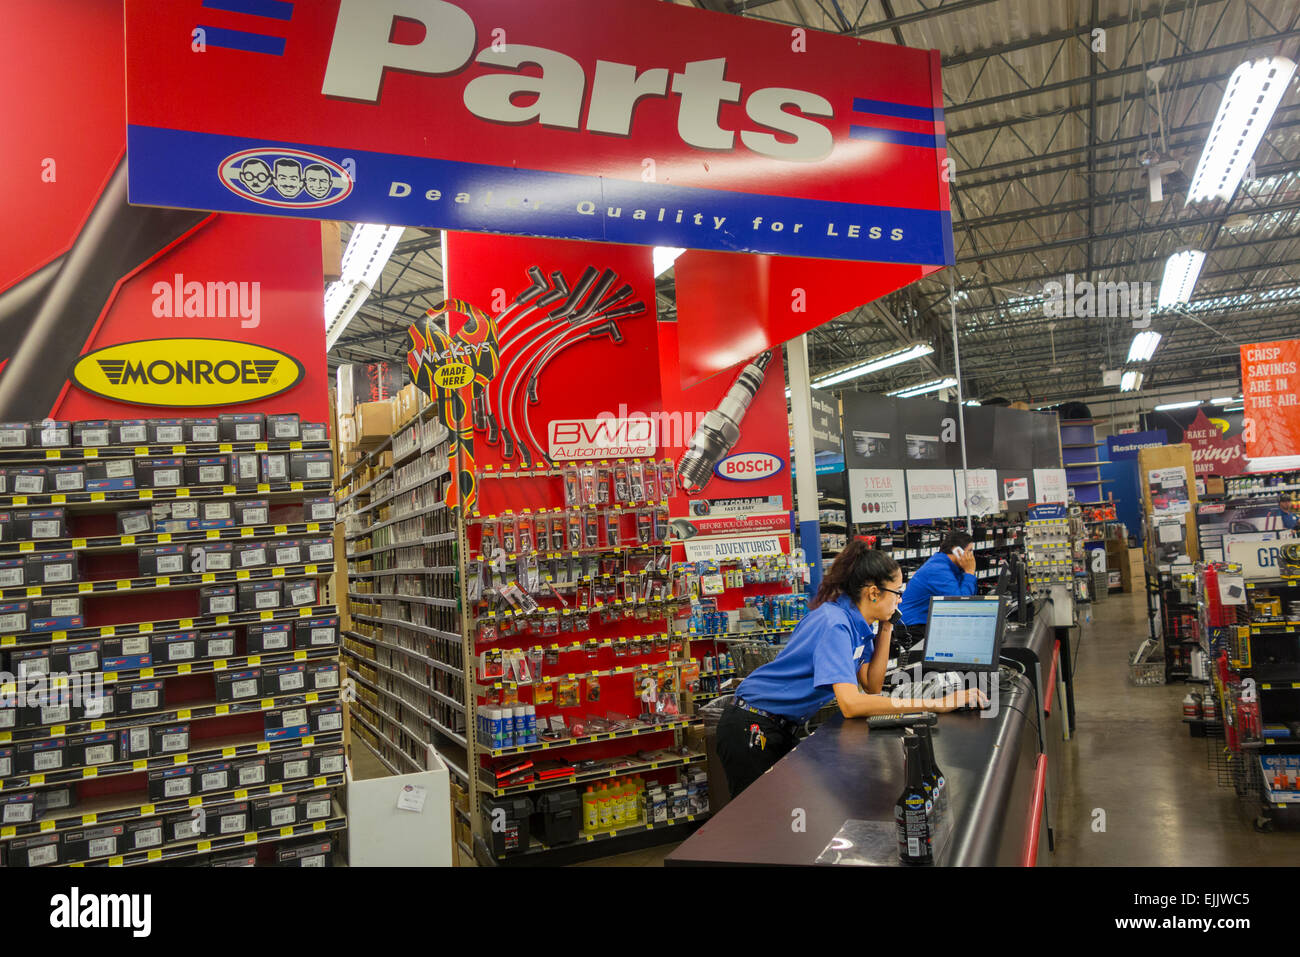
732,594,876,722
898,550,977,626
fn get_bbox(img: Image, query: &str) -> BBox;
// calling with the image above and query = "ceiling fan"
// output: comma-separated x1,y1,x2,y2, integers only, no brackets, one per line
1083,66,1188,202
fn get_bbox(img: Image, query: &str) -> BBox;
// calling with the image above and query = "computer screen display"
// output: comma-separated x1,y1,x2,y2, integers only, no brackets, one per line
923,597,1004,671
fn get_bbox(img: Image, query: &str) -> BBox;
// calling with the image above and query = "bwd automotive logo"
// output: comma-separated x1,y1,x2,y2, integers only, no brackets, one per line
71,339,304,407
218,148,352,209
714,452,784,482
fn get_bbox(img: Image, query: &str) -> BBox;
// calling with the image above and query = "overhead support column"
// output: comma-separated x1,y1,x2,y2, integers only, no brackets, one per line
787,335,823,593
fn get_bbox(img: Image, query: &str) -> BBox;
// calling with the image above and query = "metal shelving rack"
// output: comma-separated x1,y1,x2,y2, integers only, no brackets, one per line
0,420,344,868
334,402,475,856
1218,577,1300,830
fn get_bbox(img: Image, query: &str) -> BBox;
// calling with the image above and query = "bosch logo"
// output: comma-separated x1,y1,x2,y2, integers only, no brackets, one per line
714,453,783,481
218,148,352,209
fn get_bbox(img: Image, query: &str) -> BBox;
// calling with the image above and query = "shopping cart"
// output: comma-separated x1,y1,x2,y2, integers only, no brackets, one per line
718,636,787,679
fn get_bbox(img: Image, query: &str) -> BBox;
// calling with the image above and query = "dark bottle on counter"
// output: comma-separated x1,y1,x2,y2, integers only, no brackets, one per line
915,722,947,818
896,733,933,865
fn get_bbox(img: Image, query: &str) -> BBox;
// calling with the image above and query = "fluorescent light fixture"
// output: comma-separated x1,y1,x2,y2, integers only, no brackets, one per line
1120,370,1144,392
1187,56,1297,203
324,224,404,350
1127,330,1163,362
888,376,958,398
1210,396,1237,405
812,343,935,389
653,247,686,277
1224,406,1245,412
965,399,981,406
1158,249,1205,309
1153,400,1202,411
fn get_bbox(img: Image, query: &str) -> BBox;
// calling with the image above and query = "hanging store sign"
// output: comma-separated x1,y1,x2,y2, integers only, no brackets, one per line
905,469,957,520
1242,339,1300,460
1032,468,1068,503
848,468,907,521
123,0,952,264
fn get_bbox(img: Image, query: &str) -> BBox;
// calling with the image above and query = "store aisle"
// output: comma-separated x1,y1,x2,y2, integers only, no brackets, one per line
1053,589,1300,865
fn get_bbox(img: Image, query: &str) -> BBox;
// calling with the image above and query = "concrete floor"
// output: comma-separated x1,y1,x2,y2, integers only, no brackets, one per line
349,589,1300,866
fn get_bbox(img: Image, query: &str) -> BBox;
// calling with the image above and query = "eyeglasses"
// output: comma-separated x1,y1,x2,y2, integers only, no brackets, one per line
881,587,904,598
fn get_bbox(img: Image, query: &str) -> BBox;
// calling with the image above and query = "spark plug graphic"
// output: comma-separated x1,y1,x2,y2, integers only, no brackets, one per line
676,350,773,494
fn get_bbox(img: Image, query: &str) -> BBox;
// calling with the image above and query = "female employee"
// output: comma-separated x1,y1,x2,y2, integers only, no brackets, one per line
715,540,985,797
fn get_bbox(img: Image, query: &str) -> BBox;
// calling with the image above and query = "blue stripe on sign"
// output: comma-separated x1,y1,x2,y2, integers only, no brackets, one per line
126,124,955,266
852,98,941,122
849,126,942,149
197,25,287,55
201,0,294,19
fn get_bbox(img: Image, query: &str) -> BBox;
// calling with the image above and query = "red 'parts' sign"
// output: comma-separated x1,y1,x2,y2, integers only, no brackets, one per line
123,0,953,264
1242,339,1300,459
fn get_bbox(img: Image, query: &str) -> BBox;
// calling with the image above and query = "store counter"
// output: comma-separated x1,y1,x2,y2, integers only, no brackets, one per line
666,673,1046,867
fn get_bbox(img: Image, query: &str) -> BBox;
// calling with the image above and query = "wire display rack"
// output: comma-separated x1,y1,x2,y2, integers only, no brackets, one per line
719,636,787,679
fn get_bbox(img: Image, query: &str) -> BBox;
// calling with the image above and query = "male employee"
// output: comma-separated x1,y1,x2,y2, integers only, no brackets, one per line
897,531,979,637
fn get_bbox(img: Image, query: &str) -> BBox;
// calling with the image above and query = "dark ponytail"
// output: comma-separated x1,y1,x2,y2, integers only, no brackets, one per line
812,539,900,608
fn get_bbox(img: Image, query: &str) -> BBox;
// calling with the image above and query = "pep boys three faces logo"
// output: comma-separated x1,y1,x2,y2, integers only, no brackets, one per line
218,148,352,209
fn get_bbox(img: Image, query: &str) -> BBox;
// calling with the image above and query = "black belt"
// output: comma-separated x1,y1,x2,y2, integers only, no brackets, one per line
732,697,804,736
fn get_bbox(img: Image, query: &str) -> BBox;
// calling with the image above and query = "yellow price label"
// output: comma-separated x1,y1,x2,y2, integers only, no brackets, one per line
139,490,153,500
201,573,215,583
108,856,124,867
197,840,211,851
141,804,154,814
261,611,274,621
257,743,270,753
148,850,162,861
244,833,258,844
222,485,236,495
314,776,327,787
215,615,229,625
51,494,66,504
91,492,105,502
156,577,170,588
215,704,230,716
269,783,282,794
173,754,187,765
188,797,202,808
271,568,284,578
279,826,294,837
78,582,93,594
40,820,55,832
12,496,26,506
19,541,34,553
25,586,41,598
179,618,193,628
294,651,306,661
0,827,12,838
313,821,326,832
139,668,154,678
257,483,270,493
177,663,190,675
236,570,250,581
132,760,147,771
302,735,315,746
30,774,45,785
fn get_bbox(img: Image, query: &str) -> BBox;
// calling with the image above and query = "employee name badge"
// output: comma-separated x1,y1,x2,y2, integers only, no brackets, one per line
397,784,427,813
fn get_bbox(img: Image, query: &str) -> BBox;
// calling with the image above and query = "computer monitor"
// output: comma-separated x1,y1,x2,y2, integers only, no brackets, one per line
922,595,1007,673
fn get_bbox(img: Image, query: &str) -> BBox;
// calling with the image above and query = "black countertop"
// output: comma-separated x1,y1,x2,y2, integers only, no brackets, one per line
667,666,1041,867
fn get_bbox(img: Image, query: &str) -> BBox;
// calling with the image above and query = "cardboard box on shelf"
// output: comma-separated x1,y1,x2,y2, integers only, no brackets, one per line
355,401,393,450
1120,547,1145,592
396,383,422,427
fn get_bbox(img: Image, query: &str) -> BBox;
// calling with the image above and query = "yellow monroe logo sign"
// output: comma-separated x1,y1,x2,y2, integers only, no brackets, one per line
72,339,304,407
